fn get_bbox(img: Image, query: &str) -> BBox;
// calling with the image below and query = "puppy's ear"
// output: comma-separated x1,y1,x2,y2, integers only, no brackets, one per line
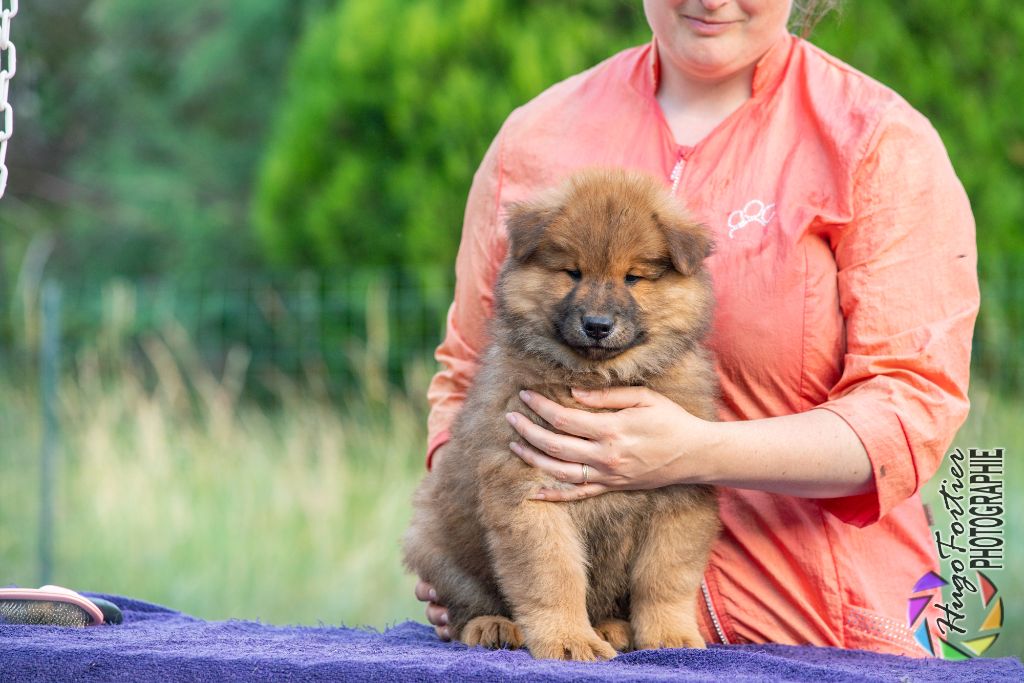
505,201,561,263
656,212,714,276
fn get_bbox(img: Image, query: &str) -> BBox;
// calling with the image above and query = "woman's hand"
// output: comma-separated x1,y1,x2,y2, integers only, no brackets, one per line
508,387,876,500
414,579,451,641
505,386,713,501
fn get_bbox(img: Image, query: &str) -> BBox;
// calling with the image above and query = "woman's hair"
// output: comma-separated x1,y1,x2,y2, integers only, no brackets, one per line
790,0,843,37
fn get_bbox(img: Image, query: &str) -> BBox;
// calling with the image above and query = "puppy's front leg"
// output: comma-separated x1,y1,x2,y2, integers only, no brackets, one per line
481,490,616,661
630,493,718,650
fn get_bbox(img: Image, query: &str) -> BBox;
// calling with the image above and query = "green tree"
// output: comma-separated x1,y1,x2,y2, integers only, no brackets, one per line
253,0,648,273
3,0,329,283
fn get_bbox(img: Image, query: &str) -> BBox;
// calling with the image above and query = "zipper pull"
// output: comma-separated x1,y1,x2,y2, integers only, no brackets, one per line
669,146,695,196
669,157,684,196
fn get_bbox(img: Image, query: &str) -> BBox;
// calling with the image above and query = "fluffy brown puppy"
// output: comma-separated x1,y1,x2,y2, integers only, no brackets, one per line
403,169,720,661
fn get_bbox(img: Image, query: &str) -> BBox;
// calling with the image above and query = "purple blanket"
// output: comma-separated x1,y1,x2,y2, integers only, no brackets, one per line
0,594,1020,682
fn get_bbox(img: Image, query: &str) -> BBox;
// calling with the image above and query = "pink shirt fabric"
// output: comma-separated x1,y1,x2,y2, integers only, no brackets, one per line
425,33,978,655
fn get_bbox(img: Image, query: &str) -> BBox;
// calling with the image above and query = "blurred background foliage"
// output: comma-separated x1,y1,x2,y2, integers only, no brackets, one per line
0,0,1021,660
2,0,328,285
3,0,1019,386
253,0,647,273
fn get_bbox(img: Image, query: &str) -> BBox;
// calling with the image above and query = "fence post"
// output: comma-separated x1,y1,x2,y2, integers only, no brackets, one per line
39,280,61,586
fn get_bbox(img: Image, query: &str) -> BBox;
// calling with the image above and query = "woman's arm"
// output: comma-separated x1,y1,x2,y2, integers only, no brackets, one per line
506,387,872,501
425,130,506,469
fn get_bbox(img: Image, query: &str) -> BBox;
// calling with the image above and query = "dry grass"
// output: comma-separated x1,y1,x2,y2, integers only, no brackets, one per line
1,321,429,627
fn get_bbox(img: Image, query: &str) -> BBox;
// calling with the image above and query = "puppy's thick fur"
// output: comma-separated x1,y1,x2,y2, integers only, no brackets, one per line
403,169,720,661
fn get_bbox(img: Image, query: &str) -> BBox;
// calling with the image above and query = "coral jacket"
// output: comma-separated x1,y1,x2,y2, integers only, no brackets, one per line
425,33,978,656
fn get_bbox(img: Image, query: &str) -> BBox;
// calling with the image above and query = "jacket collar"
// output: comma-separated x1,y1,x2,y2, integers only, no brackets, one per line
644,32,795,99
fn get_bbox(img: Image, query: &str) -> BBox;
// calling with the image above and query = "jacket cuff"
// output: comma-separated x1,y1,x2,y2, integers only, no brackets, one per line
426,431,451,471
812,403,917,528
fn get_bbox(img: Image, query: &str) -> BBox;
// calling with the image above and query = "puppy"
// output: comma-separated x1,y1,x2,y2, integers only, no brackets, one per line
403,169,720,661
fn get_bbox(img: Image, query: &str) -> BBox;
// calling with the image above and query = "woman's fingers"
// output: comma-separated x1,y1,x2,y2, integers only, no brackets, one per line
415,580,450,640
505,411,601,464
426,602,449,627
532,483,608,501
426,602,450,640
571,385,653,409
414,580,436,603
509,441,599,484
518,390,606,440
510,441,613,500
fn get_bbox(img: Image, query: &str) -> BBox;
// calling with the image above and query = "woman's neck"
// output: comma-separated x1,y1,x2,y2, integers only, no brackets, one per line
655,54,757,148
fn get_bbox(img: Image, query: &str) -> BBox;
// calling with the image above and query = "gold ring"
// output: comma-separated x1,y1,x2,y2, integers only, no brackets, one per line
581,463,589,485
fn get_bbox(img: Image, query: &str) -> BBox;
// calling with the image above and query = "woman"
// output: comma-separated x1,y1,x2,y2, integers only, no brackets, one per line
415,0,978,656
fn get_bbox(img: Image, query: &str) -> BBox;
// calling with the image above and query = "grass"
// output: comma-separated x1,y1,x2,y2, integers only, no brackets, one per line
1,325,429,628
1,325,1021,658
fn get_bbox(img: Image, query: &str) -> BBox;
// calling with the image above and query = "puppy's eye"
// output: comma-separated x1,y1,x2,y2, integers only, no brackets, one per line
624,274,642,285
565,269,582,281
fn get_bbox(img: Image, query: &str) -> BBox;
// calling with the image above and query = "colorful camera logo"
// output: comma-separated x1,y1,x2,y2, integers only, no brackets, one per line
908,570,1003,659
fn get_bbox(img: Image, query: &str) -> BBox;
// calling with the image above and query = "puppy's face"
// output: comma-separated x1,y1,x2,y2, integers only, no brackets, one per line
497,170,713,377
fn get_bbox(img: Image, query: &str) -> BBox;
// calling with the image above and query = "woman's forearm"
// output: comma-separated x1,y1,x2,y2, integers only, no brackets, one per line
694,408,874,499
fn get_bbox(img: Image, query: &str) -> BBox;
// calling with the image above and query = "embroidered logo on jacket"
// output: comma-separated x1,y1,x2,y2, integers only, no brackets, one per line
727,199,775,239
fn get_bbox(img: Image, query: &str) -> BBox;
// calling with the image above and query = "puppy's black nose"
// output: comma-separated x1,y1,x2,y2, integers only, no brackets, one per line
582,315,614,340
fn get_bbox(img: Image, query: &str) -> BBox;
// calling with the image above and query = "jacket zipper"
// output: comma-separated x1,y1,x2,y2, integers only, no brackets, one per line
701,578,730,645
669,156,684,196
669,145,694,196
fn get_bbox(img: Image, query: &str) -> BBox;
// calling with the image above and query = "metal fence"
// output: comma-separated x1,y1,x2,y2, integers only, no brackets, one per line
2,268,454,399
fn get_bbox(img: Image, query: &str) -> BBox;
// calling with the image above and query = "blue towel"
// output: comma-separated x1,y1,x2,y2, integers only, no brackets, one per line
0,593,1020,682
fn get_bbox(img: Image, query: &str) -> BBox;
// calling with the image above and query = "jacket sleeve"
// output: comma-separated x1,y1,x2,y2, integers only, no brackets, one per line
425,128,506,469
814,105,979,527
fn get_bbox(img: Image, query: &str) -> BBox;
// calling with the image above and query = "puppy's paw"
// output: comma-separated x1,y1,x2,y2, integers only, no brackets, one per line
528,630,618,661
461,615,524,649
594,618,633,652
634,626,705,650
